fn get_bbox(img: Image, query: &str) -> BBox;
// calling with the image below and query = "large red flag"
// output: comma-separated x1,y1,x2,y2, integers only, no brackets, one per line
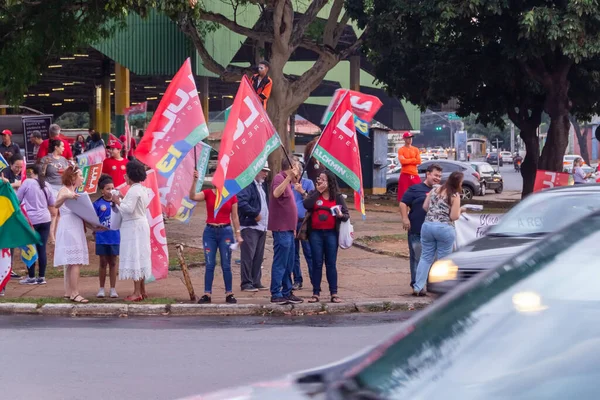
135,59,208,178
213,75,281,215
313,93,366,217
118,170,169,281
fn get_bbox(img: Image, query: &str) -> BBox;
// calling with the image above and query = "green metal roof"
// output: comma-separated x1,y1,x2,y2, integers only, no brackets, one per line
93,10,193,75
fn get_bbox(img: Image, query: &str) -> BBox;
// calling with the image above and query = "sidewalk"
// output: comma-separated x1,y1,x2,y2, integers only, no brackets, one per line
3,206,422,309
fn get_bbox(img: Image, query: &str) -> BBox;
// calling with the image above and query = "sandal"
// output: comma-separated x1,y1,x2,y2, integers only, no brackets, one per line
125,295,144,302
331,295,342,303
70,295,89,304
308,296,320,303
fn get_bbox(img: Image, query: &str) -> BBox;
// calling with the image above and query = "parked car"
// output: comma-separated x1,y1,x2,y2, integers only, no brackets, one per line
190,209,600,399
470,161,503,195
427,184,600,294
500,151,513,163
486,152,504,166
386,160,481,200
421,153,435,162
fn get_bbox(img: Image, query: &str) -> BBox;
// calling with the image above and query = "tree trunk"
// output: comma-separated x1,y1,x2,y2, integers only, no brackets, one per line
519,126,539,197
539,114,570,171
569,115,590,165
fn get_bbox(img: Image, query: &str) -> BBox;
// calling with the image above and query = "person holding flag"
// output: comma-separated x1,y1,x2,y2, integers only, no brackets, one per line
251,60,272,109
0,180,42,296
189,170,243,304
396,132,422,202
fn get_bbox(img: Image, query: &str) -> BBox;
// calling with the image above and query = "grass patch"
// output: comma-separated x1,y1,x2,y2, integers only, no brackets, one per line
359,233,407,243
168,245,206,271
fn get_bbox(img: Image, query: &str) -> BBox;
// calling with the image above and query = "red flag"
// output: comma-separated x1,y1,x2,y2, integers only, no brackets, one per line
313,93,366,217
533,170,570,192
21,156,27,182
135,59,208,178
212,76,281,215
118,170,169,281
0,248,10,292
321,89,383,136
124,102,147,116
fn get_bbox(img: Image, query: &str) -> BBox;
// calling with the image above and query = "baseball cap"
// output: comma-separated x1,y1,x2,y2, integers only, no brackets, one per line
108,140,122,150
402,132,413,139
262,161,271,172
1,129,12,136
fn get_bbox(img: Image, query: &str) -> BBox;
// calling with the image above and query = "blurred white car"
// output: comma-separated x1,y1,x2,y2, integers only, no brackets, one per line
500,151,513,163
421,153,435,162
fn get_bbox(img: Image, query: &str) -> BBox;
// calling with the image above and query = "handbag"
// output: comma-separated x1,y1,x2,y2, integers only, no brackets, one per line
338,219,354,249
296,211,312,241
109,205,122,230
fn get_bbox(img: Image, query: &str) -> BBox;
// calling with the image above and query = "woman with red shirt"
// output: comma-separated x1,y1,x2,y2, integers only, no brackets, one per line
303,170,350,304
190,170,243,304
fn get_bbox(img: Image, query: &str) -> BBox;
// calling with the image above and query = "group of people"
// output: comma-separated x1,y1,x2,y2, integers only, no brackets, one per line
188,155,349,305
397,133,466,296
1,123,152,302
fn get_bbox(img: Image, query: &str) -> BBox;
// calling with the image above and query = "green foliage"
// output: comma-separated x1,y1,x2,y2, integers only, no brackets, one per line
54,112,91,129
0,1,140,103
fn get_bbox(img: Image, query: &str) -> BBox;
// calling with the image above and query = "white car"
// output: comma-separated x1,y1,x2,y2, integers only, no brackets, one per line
563,154,585,172
500,151,513,163
421,153,435,162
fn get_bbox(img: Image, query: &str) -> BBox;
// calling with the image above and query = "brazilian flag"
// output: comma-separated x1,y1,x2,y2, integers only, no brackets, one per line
0,181,41,248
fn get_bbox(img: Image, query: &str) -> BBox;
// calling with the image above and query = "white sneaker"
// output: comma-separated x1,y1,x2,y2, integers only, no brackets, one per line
97,288,105,298
110,288,118,298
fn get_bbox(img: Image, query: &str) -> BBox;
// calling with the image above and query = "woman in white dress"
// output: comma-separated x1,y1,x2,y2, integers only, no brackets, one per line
53,166,89,303
111,160,151,301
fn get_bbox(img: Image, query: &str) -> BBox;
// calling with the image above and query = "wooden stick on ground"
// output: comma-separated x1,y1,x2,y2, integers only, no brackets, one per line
175,243,196,302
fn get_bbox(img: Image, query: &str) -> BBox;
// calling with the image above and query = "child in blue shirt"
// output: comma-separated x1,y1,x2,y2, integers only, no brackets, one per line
93,175,120,298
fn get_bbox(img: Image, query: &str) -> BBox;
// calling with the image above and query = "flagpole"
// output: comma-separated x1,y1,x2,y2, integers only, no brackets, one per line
302,89,351,178
193,145,198,171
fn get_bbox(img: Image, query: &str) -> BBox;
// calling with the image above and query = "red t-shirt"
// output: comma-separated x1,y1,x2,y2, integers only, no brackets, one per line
311,195,337,230
203,189,237,225
102,157,128,187
37,138,73,160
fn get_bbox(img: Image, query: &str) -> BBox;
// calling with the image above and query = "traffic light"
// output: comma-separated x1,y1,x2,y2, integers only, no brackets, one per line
435,125,442,131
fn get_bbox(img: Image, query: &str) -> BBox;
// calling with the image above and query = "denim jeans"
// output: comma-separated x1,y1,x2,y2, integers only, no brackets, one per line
293,221,313,285
413,222,456,292
270,231,295,298
309,229,339,296
408,233,422,288
202,225,234,294
29,222,51,279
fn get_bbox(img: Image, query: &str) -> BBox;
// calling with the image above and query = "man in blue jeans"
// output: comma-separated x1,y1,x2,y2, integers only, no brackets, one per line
268,157,303,305
291,160,315,290
399,163,442,288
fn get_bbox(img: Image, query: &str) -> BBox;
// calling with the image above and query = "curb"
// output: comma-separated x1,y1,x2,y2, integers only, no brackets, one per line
353,240,409,259
0,299,432,317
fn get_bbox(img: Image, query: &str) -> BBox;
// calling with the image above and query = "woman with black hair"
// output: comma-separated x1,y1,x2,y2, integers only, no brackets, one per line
72,134,86,157
16,164,56,285
303,170,350,303
111,160,151,301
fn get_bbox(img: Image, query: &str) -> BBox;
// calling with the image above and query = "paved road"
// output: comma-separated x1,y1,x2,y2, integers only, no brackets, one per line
495,164,523,192
0,312,412,400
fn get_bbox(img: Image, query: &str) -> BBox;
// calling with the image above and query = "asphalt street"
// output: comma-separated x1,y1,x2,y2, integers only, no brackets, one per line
492,163,523,192
0,312,413,400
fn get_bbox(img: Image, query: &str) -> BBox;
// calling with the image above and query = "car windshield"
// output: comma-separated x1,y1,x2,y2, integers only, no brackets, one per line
346,212,600,399
485,191,600,237
475,164,494,173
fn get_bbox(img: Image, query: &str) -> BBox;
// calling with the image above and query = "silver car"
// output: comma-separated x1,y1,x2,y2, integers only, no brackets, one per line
428,184,600,294
386,160,481,200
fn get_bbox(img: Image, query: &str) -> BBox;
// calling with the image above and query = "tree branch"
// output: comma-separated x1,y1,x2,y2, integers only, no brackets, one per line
338,26,369,60
333,12,350,45
290,0,329,48
199,10,273,42
177,13,251,82
323,0,345,47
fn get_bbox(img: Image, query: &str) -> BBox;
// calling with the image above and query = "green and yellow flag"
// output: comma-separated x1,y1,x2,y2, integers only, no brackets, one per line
0,181,41,248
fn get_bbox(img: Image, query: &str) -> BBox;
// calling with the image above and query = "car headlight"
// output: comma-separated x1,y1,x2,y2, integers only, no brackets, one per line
428,260,459,283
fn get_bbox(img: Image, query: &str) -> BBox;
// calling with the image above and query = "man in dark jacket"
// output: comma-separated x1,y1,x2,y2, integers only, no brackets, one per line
237,162,270,292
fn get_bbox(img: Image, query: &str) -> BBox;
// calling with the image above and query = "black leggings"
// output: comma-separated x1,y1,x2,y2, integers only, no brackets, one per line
29,222,51,279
